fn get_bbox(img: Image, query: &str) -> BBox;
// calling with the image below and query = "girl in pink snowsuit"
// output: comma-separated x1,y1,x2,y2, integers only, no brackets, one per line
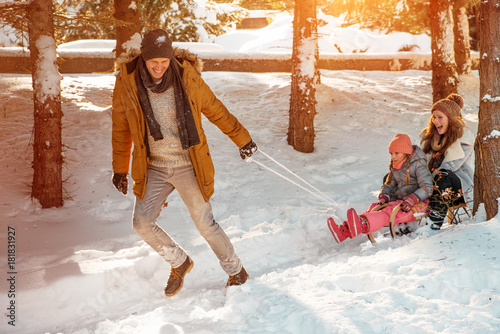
328,134,434,243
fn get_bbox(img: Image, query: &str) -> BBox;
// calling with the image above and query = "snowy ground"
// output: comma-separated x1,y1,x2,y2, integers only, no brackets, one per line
1,67,499,334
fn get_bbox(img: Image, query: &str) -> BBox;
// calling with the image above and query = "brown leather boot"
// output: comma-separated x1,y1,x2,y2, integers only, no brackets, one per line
226,267,249,287
164,256,193,297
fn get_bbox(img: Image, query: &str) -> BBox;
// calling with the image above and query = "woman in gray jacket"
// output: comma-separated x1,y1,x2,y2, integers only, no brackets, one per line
420,93,475,230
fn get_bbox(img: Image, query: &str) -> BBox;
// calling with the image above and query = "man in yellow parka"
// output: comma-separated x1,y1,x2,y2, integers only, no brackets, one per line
111,29,258,297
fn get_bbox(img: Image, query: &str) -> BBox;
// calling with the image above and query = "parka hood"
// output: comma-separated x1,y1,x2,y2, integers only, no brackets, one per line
112,43,251,201
410,145,426,162
114,47,203,74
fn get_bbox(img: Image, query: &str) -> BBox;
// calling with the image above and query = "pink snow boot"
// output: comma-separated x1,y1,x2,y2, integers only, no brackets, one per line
345,208,368,238
327,218,350,243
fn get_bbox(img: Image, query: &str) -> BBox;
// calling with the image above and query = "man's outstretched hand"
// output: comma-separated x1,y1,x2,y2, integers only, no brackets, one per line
112,173,128,195
239,140,258,160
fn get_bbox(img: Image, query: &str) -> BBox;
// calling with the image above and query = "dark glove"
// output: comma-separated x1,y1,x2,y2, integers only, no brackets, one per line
239,140,258,160
377,194,390,205
112,173,128,195
401,193,419,212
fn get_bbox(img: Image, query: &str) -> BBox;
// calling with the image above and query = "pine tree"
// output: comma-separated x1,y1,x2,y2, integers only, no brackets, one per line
453,0,472,75
473,0,500,219
288,0,318,153
430,0,457,102
114,0,141,58
28,0,64,208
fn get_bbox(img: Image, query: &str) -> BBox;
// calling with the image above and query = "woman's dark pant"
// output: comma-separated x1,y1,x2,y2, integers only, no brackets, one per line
428,169,465,222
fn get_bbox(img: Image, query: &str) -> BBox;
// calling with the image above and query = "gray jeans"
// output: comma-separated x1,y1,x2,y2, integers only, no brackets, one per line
132,164,242,276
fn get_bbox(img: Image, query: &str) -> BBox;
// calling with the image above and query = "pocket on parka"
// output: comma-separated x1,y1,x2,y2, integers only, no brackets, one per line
131,150,147,184
195,144,215,187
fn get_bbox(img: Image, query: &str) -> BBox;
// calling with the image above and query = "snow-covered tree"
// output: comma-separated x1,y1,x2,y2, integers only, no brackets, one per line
287,0,318,153
473,0,500,219
453,0,472,75
28,0,64,208
114,0,141,58
430,0,457,103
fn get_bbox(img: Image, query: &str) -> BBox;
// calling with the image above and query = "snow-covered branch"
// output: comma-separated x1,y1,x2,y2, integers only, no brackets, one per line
0,0,31,8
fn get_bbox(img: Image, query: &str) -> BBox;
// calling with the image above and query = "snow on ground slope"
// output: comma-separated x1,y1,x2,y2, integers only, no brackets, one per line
0,70,499,334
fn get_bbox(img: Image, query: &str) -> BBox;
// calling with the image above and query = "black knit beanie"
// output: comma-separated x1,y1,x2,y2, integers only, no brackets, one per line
140,29,173,61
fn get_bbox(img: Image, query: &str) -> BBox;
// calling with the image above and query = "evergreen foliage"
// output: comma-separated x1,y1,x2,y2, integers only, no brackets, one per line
0,5,29,46
55,0,115,43
1,0,479,47
141,0,247,42
322,0,431,35
0,0,247,46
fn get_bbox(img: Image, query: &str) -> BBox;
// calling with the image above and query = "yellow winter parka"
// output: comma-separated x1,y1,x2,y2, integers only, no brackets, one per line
112,49,251,201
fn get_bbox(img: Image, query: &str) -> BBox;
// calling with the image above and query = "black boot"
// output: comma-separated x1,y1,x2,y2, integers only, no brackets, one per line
429,211,444,230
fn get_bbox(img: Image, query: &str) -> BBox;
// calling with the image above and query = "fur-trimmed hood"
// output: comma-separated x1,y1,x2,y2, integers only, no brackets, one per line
114,47,203,74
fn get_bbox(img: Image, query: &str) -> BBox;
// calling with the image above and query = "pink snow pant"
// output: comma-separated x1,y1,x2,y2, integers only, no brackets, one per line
361,200,429,234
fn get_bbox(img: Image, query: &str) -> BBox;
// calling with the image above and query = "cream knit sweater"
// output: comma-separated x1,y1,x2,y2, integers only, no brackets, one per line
146,86,192,168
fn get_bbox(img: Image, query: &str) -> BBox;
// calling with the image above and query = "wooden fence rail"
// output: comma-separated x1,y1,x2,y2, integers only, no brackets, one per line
0,47,479,74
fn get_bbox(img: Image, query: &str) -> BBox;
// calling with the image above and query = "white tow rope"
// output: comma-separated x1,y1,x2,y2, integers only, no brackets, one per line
247,149,346,214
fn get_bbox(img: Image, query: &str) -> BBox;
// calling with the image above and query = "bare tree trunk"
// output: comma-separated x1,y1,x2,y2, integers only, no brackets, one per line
114,0,141,59
28,0,63,208
453,0,472,75
430,0,458,103
287,0,318,153
473,0,500,219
